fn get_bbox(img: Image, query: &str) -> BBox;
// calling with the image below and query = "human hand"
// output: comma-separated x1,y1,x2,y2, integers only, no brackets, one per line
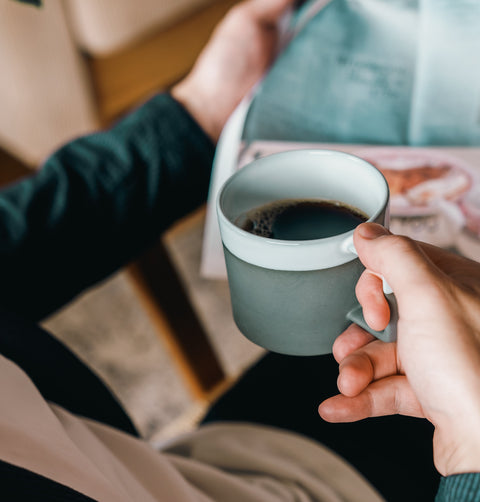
318,223,480,477
172,0,294,141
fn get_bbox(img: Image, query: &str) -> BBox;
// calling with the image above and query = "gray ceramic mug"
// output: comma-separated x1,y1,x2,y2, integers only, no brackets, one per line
217,149,397,356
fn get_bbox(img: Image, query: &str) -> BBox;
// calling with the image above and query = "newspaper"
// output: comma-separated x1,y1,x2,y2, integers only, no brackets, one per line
200,0,480,278
410,0,480,144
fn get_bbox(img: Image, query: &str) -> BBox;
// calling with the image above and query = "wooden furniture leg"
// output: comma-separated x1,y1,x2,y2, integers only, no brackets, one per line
129,238,226,401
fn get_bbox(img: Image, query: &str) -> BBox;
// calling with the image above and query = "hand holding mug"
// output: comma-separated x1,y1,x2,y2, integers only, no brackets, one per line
319,223,480,477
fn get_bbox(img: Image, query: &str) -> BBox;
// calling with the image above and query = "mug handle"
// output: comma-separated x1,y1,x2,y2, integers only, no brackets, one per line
346,290,398,343
343,235,398,342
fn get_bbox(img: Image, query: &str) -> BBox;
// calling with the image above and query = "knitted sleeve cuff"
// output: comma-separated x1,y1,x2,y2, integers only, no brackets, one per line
436,473,480,502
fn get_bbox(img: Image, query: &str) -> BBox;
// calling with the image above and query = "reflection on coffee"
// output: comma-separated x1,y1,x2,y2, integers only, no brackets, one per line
236,199,368,240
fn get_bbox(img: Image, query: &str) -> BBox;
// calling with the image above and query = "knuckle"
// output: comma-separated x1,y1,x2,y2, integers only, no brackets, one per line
365,388,377,416
385,234,418,255
393,381,403,414
228,3,249,21
355,272,366,296
355,270,369,292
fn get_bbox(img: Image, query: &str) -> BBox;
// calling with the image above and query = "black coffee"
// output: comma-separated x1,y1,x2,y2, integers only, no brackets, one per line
237,199,368,240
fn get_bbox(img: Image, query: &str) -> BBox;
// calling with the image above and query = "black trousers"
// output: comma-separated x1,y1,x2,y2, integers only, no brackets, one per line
1,311,439,502
202,352,440,502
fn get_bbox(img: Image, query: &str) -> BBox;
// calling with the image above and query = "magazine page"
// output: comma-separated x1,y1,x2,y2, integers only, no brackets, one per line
202,140,480,278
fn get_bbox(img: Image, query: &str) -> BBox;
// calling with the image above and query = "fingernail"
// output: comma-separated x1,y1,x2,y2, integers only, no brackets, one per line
357,223,389,240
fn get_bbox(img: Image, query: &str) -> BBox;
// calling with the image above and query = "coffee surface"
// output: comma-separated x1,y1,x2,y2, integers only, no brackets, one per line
237,199,368,240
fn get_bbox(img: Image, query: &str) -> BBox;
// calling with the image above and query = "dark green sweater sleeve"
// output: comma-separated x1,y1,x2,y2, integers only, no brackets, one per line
0,93,214,321
436,474,480,501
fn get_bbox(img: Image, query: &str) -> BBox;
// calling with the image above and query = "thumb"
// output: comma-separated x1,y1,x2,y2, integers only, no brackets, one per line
353,223,439,304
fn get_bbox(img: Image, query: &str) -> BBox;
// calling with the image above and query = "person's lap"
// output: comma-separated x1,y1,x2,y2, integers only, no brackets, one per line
203,352,439,502
0,310,438,501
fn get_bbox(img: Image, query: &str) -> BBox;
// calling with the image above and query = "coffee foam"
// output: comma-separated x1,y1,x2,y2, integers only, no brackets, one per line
236,200,294,238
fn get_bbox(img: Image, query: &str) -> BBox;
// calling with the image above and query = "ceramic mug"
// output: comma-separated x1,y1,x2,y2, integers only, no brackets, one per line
217,149,397,356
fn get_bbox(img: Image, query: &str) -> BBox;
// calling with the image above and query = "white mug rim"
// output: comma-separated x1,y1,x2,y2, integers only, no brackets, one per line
217,149,389,271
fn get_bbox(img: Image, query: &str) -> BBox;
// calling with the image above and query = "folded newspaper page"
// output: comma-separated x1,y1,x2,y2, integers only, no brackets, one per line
410,0,480,145
201,0,480,278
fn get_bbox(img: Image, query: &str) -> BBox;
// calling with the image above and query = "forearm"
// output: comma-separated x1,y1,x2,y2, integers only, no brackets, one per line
0,93,214,321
